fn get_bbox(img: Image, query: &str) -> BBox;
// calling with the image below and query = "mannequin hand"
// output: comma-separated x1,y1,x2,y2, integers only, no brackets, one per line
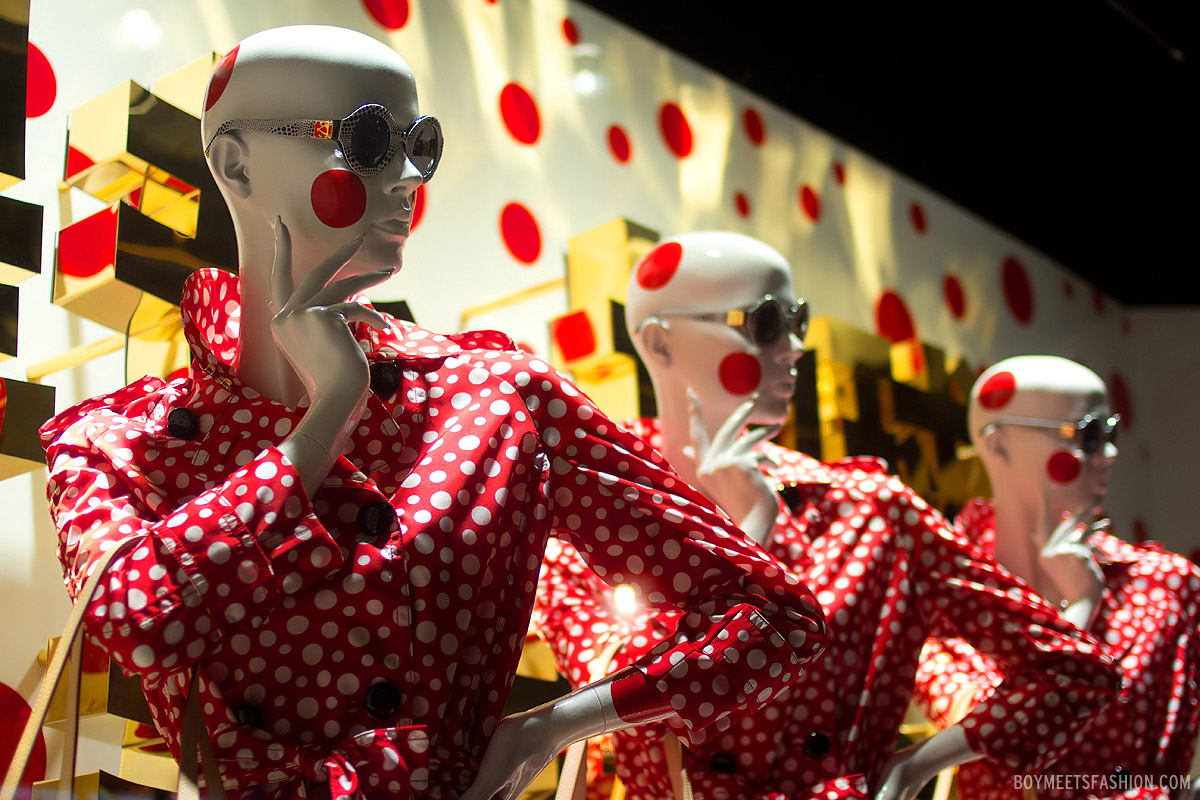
1037,495,1105,625
874,726,980,800
459,709,561,800
684,390,780,545
271,219,390,492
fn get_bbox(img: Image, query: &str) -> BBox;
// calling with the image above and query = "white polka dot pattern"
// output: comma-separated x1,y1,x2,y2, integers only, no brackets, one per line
532,420,1121,798
913,499,1200,800
38,269,826,799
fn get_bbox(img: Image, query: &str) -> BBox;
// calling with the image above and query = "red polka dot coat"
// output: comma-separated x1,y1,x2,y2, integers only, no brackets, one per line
914,499,1200,800
533,420,1121,800
38,270,827,799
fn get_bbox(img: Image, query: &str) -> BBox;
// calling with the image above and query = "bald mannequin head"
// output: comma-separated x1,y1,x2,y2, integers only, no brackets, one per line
201,25,426,279
970,356,1116,522
626,231,805,428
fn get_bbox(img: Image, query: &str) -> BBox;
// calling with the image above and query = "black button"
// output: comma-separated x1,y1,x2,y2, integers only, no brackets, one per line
233,704,263,728
357,500,396,538
803,731,831,759
369,362,402,399
364,681,402,719
707,752,737,774
166,408,200,440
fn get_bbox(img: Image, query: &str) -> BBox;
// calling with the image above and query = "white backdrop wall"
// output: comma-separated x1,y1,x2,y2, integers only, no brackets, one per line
1,0,1196,774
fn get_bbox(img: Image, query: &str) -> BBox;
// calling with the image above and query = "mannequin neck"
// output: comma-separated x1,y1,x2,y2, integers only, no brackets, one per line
231,217,318,407
990,488,1065,606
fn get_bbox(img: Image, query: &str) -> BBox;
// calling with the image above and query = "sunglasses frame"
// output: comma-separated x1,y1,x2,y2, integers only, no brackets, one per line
205,104,443,181
636,294,809,347
980,412,1120,455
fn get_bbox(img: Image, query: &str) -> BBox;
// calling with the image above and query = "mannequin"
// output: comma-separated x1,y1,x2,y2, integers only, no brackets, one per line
38,29,830,800
914,356,1200,799
533,233,1120,800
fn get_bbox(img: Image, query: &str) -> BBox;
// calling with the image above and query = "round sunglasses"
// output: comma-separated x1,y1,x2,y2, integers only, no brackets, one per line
981,412,1119,455
205,104,443,181
637,294,809,347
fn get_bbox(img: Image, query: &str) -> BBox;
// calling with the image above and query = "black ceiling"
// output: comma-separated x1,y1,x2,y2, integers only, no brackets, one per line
577,2,1199,306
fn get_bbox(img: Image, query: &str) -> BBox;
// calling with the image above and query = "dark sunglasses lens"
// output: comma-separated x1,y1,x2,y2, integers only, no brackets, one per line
1079,416,1117,454
793,302,809,339
406,119,441,178
748,302,784,345
351,113,391,169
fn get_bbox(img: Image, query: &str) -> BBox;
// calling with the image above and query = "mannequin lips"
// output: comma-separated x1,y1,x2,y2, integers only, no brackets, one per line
373,217,411,237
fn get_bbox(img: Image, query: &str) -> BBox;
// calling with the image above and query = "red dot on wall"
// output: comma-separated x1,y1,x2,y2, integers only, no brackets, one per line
909,202,927,234
26,43,56,118
799,185,821,222
551,310,596,361
734,192,751,218
607,125,631,163
58,206,118,278
204,45,239,112
411,184,426,232
1092,288,1105,315
1,682,46,793
832,162,845,185
1001,256,1034,325
742,107,765,146
1108,371,1132,431
658,102,693,159
562,17,580,44
636,241,683,290
500,82,541,145
362,0,410,29
65,145,96,180
1062,279,1075,298
875,290,916,343
943,274,966,319
500,202,541,264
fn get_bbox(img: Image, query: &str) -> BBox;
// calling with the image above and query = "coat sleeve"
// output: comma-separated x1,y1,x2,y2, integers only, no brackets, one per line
42,397,342,687
514,355,827,747
895,482,1120,772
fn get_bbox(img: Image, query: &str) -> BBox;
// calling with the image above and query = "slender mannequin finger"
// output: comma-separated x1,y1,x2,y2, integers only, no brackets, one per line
288,234,366,308
308,267,395,308
326,302,389,331
710,398,757,456
735,422,782,454
685,388,711,458
270,217,294,308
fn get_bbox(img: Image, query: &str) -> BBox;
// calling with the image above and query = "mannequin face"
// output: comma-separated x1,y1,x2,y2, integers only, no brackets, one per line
630,233,806,428
203,27,427,283
972,357,1117,524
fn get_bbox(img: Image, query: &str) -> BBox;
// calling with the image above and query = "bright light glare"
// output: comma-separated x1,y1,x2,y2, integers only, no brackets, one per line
573,69,598,96
613,583,638,615
121,9,162,48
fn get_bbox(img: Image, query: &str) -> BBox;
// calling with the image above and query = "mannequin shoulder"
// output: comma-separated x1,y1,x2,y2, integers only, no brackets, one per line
40,375,173,450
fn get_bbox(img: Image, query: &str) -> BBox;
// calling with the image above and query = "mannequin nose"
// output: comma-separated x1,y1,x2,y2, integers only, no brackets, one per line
384,153,424,196
782,330,806,360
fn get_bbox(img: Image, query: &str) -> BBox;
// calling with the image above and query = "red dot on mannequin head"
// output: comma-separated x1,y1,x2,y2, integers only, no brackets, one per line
658,102,693,159
1046,451,1082,484
500,83,541,145
635,242,683,290
310,170,367,228
204,45,239,112
607,125,631,163
718,353,762,395
977,370,1016,410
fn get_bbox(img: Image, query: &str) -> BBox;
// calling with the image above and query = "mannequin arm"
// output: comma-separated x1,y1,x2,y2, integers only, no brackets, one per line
875,725,982,800
460,674,667,800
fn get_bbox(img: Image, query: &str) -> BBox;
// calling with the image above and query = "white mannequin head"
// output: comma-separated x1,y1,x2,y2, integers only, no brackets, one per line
200,25,428,281
970,356,1117,523
625,232,805,429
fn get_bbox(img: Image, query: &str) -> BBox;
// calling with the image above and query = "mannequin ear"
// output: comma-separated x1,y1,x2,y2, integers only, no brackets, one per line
638,321,672,368
980,425,1009,465
207,133,252,200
